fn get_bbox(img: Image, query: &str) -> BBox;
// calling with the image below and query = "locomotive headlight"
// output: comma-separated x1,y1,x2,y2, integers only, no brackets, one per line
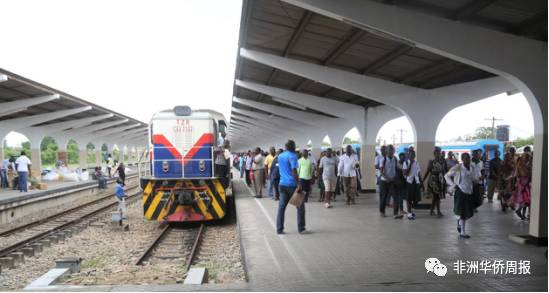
162,160,169,172
199,160,206,171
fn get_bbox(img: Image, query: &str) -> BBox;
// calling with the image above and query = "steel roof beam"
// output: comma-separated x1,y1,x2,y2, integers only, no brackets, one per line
91,123,142,138
0,106,92,133
450,0,497,21
324,28,366,66
508,12,548,37
231,107,304,130
230,120,286,137
361,44,412,75
231,113,292,132
233,96,331,125
262,10,314,99
236,79,361,119
395,59,453,84
0,94,60,117
118,128,148,139
294,28,366,92
64,119,129,136
22,113,114,137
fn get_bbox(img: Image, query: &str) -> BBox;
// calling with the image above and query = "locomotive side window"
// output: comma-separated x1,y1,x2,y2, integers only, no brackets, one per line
213,120,218,146
219,122,226,134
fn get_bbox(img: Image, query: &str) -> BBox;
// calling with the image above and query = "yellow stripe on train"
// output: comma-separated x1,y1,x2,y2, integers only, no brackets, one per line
143,179,227,222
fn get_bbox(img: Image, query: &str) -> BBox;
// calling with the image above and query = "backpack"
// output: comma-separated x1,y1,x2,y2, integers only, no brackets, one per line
381,156,398,183
271,157,280,180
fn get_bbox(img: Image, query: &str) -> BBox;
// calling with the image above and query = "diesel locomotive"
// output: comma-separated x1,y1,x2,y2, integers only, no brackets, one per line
138,106,232,222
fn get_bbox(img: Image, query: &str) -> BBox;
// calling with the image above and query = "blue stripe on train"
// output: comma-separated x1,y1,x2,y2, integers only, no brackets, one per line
152,145,183,177
153,160,183,178
189,146,213,160
184,159,213,178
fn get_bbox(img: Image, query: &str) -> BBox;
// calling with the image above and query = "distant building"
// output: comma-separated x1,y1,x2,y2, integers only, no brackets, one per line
496,125,510,142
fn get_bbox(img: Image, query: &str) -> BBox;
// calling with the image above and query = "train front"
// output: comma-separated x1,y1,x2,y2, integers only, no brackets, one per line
140,106,228,223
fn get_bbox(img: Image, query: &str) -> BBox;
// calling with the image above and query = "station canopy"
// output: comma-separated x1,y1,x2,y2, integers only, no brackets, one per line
0,68,147,145
230,0,547,125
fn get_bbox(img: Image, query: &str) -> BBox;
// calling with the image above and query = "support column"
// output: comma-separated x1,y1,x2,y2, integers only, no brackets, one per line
30,148,41,176
95,150,102,167
361,144,377,192
57,150,67,166
285,0,546,242
78,149,87,170
363,106,405,191
311,148,321,162
415,140,436,188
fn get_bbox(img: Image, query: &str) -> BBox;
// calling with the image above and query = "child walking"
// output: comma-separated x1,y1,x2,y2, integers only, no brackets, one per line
402,150,422,220
445,153,479,239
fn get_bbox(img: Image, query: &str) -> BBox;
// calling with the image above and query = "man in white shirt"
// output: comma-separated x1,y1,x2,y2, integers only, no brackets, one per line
338,145,359,205
0,158,9,188
379,145,398,217
15,151,32,192
319,149,337,208
375,146,387,186
217,131,226,148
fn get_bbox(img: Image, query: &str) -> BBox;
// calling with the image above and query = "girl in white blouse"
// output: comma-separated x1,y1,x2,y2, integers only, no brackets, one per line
402,150,422,220
444,153,480,239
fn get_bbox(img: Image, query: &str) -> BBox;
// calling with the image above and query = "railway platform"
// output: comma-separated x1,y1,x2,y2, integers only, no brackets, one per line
0,180,97,205
0,172,137,227
0,172,135,206
11,177,547,291
233,178,547,291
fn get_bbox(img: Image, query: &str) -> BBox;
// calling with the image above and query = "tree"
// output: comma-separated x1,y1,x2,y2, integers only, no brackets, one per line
40,136,58,166
513,136,534,148
472,127,495,140
86,143,96,164
67,139,79,165
320,141,331,147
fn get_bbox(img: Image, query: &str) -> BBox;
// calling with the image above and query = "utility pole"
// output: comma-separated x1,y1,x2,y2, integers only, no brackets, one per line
391,133,396,144
484,116,504,139
396,128,408,143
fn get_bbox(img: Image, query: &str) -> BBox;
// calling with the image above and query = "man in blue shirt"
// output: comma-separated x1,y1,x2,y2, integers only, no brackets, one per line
276,140,307,234
115,179,126,218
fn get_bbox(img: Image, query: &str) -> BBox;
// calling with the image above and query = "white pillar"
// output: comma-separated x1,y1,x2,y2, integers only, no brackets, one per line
78,149,87,170
95,150,102,166
287,0,547,242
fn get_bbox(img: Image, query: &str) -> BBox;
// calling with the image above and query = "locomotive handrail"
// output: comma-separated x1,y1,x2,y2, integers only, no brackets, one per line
137,149,151,180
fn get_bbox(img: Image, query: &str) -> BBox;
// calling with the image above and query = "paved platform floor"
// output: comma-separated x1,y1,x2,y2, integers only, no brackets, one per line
21,177,547,292
234,178,547,291
0,172,136,205
0,180,93,199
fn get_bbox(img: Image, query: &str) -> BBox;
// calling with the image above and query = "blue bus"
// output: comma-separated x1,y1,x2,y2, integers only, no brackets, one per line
395,139,505,160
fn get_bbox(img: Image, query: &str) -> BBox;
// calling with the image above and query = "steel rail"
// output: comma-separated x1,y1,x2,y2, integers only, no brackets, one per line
0,190,141,258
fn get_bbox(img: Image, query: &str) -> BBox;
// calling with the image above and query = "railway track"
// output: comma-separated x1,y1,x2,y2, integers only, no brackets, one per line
135,224,204,272
0,187,141,258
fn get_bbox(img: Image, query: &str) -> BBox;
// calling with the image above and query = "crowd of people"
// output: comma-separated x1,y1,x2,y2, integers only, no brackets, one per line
0,151,128,193
232,144,363,206
231,139,534,239
0,151,32,192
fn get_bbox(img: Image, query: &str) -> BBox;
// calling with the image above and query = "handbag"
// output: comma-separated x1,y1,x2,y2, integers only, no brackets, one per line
249,169,254,182
289,189,305,207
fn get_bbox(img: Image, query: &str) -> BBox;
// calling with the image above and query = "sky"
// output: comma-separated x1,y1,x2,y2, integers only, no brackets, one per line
376,92,534,145
0,0,242,136
0,0,535,148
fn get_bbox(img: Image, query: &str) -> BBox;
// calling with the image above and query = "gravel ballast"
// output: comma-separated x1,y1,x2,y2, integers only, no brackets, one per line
0,197,245,290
